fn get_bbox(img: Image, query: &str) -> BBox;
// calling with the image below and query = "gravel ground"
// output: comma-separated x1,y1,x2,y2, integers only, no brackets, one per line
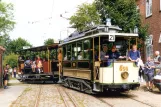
9,83,161,107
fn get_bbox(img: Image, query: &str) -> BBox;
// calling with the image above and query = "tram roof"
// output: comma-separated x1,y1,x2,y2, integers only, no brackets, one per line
17,43,59,52
60,32,138,46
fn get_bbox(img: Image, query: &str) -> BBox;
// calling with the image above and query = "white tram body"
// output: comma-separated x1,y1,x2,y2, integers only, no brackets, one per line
59,25,140,93
98,61,139,88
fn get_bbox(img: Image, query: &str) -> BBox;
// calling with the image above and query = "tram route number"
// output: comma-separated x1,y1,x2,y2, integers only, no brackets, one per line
109,35,115,42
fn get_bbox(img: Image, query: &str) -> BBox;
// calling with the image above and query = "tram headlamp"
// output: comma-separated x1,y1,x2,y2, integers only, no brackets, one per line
121,72,129,79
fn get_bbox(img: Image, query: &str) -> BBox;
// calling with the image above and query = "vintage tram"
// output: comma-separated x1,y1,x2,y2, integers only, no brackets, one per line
59,25,140,93
17,44,59,83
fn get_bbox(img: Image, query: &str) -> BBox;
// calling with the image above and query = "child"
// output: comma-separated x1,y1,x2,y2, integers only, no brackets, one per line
144,57,155,91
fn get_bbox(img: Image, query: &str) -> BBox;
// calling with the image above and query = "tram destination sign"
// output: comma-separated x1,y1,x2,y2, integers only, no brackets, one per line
109,35,115,42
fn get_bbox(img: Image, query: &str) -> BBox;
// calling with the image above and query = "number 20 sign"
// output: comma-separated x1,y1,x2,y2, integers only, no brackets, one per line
109,35,115,42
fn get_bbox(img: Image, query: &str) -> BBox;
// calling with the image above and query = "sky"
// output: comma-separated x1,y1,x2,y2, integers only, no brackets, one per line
3,0,93,46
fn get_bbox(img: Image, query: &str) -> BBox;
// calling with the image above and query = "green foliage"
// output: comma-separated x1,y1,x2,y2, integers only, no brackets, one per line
95,0,140,32
139,24,149,40
69,3,100,31
0,2,15,34
8,37,32,53
0,2,15,52
44,38,54,46
95,0,148,39
3,53,18,68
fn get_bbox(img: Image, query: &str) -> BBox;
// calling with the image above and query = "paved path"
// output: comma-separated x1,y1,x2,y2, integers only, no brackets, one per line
0,80,27,107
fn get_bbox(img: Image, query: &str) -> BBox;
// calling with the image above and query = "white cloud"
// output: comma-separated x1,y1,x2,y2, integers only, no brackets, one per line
3,0,94,46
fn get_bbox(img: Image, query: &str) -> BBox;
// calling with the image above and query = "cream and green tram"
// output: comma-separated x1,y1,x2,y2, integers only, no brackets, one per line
60,25,140,93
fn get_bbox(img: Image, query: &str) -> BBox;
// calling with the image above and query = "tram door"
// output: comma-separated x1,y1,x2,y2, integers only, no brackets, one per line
94,37,100,81
94,36,114,83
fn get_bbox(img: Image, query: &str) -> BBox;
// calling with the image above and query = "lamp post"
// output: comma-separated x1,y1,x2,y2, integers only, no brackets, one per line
134,26,138,34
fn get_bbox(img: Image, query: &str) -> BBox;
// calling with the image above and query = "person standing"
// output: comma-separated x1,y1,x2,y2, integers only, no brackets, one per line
13,67,17,78
128,44,140,65
3,64,10,89
154,51,161,75
144,57,155,91
58,49,62,82
36,56,43,74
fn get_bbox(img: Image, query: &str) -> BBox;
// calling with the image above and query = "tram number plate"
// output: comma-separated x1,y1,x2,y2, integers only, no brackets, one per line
109,35,115,42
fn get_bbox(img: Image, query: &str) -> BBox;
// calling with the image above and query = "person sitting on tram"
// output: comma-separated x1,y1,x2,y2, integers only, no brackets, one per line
100,45,109,61
78,51,83,60
108,45,126,59
24,57,31,68
31,57,36,73
107,45,126,65
100,45,109,66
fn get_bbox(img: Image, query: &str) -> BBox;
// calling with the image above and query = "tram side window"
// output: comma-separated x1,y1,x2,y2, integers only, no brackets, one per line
72,43,77,60
77,41,83,60
63,46,67,60
83,39,91,60
67,45,71,60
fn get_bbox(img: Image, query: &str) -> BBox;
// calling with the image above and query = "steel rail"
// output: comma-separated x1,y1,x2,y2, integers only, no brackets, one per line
56,85,79,107
34,85,42,107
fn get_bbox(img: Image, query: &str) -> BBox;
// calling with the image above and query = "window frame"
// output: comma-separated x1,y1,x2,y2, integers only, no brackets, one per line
146,0,152,17
160,0,161,11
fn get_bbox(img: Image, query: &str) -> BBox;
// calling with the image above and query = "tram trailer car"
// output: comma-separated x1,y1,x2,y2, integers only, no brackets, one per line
59,25,140,93
17,44,59,83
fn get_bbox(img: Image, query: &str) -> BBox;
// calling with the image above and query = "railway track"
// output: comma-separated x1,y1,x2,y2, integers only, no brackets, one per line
96,93,155,107
130,97,154,107
34,85,42,107
56,85,80,107
97,97,154,107
96,98,113,107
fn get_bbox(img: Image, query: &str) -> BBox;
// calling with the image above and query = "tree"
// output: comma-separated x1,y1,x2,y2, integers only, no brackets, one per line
69,3,100,31
3,53,18,68
0,2,15,51
95,0,147,40
44,38,54,46
8,37,32,53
